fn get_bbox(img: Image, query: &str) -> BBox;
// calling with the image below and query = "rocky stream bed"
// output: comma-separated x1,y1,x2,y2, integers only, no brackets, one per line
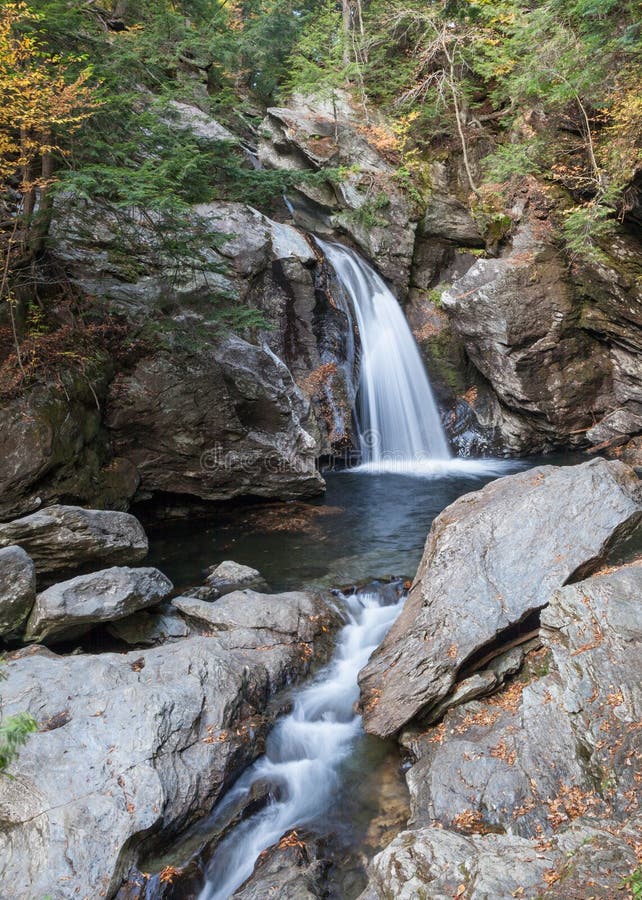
0,456,640,899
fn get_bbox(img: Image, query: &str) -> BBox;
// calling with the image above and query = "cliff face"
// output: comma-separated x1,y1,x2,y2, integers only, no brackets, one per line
253,94,642,459
0,197,332,520
2,93,642,521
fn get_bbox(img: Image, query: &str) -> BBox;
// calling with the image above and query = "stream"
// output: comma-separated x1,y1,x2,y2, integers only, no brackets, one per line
144,242,582,896
146,460,554,897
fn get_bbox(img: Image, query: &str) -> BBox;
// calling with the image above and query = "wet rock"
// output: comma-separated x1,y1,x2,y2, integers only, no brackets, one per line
359,458,642,738
25,566,173,644
204,560,267,599
232,832,330,900
107,605,189,646
0,546,36,637
358,819,640,900
0,591,338,899
441,224,613,453
576,229,642,357
0,505,148,576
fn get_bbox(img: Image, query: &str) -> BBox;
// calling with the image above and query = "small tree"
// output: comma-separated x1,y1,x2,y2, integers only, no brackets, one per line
0,1,97,368
0,659,36,776
386,7,481,197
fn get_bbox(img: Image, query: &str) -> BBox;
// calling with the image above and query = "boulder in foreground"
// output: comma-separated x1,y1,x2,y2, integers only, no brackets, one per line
359,458,642,737
25,566,173,643
0,591,338,899
0,505,148,576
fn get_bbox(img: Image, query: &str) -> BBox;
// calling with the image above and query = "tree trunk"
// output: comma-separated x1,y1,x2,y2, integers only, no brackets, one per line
341,0,351,68
28,141,55,257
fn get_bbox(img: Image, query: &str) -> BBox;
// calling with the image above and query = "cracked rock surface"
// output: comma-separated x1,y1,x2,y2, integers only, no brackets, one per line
357,460,642,899
0,590,340,899
358,458,642,738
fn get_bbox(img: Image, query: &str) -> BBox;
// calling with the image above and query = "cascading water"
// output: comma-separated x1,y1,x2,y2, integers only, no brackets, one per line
317,239,451,471
198,588,405,900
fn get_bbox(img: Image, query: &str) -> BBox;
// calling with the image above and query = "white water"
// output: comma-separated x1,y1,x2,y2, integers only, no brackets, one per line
198,589,404,900
318,239,451,470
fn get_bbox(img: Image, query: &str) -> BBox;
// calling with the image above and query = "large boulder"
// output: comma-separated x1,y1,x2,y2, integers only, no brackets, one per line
0,506,148,576
106,335,324,502
46,196,348,497
359,553,642,900
0,589,338,900
24,566,173,644
359,458,642,738
0,546,36,637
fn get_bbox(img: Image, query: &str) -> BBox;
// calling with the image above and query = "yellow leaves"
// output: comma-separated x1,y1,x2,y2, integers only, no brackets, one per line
0,2,98,188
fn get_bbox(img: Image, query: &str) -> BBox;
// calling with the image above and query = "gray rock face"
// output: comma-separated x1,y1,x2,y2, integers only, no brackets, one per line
106,335,324,503
0,591,337,899
0,546,36,636
359,458,642,738
422,162,484,247
441,225,613,453
359,819,640,900
0,505,148,575
25,566,173,644
42,197,347,505
257,93,418,294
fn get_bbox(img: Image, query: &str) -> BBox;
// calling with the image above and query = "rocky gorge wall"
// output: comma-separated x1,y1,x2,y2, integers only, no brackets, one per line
2,92,642,521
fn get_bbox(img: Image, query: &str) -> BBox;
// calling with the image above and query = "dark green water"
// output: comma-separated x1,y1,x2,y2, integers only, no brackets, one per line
146,459,551,593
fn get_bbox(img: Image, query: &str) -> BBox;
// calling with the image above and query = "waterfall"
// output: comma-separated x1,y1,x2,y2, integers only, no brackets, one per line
318,239,452,471
198,587,405,900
